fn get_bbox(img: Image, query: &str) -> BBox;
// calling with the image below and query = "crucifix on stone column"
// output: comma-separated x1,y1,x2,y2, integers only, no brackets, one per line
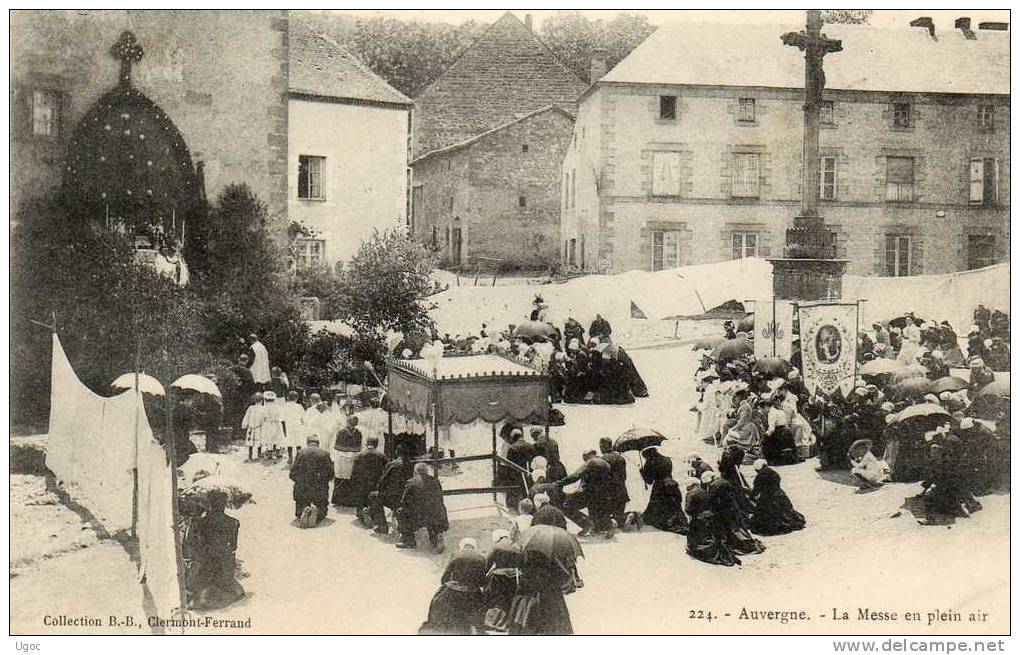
782,10,841,223
110,30,145,88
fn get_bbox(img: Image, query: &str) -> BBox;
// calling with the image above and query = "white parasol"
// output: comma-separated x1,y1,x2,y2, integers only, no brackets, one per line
110,372,165,396
169,374,222,398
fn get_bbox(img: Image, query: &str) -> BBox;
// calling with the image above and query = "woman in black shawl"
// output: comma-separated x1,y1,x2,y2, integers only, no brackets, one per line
419,539,489,634
639,447,688,533
684,474,741,567
508,544,575,634
485,530,523,620
748,459,805,535
618,346,649,398
599,349,636,405
708,471,766,556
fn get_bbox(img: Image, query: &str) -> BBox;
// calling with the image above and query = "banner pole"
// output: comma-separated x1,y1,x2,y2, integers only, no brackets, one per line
772,296,777,357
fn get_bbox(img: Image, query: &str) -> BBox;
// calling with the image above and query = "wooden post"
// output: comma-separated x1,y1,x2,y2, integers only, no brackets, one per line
166,388,188,633
491,423,498,503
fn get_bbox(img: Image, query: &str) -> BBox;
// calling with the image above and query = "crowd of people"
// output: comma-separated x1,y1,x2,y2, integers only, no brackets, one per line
397,301,648,406
694,306,1010,524
174,300,1009,628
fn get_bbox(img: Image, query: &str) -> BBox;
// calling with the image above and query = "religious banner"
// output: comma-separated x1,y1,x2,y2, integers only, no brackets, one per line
799,302,858,397
752,299,795,360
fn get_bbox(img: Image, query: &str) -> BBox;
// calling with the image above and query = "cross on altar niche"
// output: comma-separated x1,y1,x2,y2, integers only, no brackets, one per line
782,10,841,223
111,30,144,88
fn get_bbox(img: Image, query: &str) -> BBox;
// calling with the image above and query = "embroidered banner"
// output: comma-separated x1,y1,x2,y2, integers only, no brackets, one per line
799,302,858,396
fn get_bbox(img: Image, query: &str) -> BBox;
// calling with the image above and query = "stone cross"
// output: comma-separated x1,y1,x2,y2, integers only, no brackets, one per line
110,30,144,88
782,10,841,219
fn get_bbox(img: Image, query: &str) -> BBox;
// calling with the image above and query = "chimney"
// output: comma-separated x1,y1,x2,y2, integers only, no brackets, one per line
524,13,533,32
978,21,1008,31
909,16,936,39
955,17,976,39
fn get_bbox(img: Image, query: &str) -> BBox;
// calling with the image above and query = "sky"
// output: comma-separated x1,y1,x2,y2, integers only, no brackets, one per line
320,9,1010,30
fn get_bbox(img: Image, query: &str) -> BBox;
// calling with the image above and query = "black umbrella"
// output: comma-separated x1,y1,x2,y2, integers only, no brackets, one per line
710,338,752,362
932,376,969,394
613,427,667,453
517,524,584,562
753,357,792,377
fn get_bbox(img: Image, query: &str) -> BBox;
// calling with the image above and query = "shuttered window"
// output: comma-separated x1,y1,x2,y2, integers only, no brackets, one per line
651,151,681,196
885,235,911,277
652,230,681,271
885,156,914,202
969,158,997,206
731,153,760,198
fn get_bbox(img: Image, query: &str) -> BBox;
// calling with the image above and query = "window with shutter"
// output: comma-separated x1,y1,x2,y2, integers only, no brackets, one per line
820,156,837,200
731,153,761,198
651,151,681,196
31,89,61,137
969,158,997,206
892,103,911,128
651,230,681,270
967,235,996,270
731,232,759,259
737,98,755,122
297,155,325,200
885,157,914,202
885,235,911,276
659,95,676,120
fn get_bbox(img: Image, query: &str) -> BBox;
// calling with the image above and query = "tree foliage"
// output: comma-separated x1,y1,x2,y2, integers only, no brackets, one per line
190,185,309,374
336,229,441,341
821,10,873,25
10,185,310,427
539,11,657,80
298,12,487,97
298,11,656,98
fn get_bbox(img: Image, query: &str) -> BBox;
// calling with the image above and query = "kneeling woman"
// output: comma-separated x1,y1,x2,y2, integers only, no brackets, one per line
748,459,806,535
684,474,741,567
763,393,800,465
639,446,688,534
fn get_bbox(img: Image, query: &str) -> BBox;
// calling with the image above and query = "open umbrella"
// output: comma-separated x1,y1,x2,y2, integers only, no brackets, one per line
517,524,583,562
737,315,754,333
170,374,222,399
891,378,934,399
968,395,1009,421
847,438,873,460
932,376,969,394
753,357,792,377
975,379,1009,398
110,372,165,396
613,427,667,453
890,364,928,384
893,402,951,424
691,336,726,352
513,321,558,341
710,338,752,362
859,358,904,376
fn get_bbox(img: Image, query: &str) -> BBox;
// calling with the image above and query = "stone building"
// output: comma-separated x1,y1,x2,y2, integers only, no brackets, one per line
11,11,412,270
410,12,589,270
11,10,290,225
288,19,412,268
561,18,1010,276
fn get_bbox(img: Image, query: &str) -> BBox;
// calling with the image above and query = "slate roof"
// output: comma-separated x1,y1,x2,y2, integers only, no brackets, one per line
413,12,589,156
410,105,575,165
289,18,413,107
601,21,1008,96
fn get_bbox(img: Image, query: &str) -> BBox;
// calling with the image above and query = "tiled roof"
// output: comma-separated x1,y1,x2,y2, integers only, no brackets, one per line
413,12,589,155
289,18,412,106
602,21,1008,96
410,105,574,164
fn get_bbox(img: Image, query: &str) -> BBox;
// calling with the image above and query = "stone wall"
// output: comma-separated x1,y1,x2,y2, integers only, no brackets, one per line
564,82,1010,275
11,10,289,223
411,108,574,271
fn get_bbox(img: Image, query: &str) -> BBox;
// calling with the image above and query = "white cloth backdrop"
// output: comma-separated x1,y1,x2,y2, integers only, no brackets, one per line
46,334,182,621
46,334,136,531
